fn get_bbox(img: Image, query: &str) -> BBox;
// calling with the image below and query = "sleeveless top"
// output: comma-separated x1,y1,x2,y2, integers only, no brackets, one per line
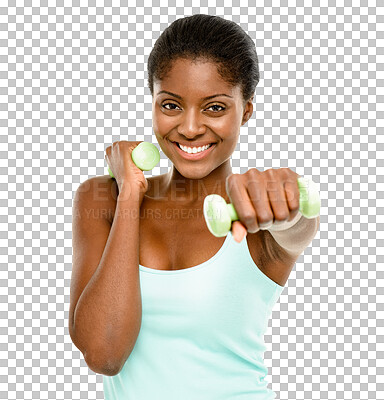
103,230,285,400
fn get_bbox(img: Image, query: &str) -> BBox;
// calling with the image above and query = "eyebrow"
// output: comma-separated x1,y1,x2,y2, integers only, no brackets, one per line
157,90,233,101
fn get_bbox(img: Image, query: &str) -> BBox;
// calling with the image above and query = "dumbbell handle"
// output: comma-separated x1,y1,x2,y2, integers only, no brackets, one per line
107,142,160,177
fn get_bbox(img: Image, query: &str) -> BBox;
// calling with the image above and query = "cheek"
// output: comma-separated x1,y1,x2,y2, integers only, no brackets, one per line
152,109,171,136
215,116,239,132
212,115,242,143
152,110,163,134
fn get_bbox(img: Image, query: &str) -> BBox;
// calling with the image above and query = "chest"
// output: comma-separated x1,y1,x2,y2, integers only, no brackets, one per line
137,199,263,271
110,180,290,286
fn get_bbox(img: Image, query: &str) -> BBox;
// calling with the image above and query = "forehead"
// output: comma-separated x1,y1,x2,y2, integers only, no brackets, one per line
153,58,241,98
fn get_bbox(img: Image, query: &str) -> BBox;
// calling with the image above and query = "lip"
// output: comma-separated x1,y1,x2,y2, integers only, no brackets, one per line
172,141,216,160
173,141,214,147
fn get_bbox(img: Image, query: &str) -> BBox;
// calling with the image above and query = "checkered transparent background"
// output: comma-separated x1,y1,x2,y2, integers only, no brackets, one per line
1,0,383,399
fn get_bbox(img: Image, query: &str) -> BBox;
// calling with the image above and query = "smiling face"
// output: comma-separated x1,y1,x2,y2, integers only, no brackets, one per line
152,58,253,180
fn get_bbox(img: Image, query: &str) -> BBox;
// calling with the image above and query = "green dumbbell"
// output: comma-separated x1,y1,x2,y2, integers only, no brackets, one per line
107,142,160,178
203,176,321,237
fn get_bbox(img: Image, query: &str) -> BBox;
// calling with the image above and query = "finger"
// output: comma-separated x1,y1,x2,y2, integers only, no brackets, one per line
104,153,111,167
226,175,258,233
231,221,247,243
284,180,301,221
247,179,274,230
268,180,290,225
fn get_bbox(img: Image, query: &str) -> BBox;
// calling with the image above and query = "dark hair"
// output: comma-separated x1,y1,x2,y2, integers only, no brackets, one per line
147,14,259,105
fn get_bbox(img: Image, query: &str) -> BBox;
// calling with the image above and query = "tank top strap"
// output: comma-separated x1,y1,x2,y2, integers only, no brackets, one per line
225,230,285,303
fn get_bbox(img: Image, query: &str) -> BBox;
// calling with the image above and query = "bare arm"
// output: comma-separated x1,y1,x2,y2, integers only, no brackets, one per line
69,178,144,376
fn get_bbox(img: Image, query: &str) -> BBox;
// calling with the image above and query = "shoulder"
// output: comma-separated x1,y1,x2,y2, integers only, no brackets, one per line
73,175,119,225
73,174,163,223
75,174,114,193
246,229,301,287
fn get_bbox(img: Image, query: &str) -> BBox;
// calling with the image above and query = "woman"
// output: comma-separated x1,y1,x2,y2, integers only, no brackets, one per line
69,14,320,399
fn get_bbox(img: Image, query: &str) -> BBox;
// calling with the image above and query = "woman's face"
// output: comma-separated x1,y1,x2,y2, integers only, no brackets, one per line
152,58,253,179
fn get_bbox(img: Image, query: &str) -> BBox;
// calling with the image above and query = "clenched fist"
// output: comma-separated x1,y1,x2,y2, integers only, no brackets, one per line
226,168,302,242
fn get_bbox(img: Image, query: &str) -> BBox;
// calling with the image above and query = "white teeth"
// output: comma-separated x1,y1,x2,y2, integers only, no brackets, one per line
179,143,211,154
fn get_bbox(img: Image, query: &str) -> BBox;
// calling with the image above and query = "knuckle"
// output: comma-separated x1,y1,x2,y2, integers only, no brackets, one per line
246,170,262,187
226,173,237,183
291,203,300,212
248,169,262,182
257,213,274,225
248,168,260,177
274,212,289,222
241,210,257,226
283,167,297,179
226,173,239,191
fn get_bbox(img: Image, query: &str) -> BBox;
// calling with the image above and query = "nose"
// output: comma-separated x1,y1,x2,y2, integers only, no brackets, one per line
177,108,206,138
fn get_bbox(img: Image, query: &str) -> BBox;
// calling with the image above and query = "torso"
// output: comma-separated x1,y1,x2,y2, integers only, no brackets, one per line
103,174,296,286
138,192,236,271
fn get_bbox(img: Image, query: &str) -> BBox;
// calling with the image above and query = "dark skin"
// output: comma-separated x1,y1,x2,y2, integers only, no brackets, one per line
105,57,301,285
151,58,252,205
143,57,252,269
150,58,305,236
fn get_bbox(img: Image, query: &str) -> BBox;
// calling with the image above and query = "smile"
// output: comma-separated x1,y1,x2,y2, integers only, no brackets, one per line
172,141,216,160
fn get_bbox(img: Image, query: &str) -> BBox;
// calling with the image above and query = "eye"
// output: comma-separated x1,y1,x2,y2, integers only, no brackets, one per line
161,102,180,111
161,102,226,113
207,104,225,112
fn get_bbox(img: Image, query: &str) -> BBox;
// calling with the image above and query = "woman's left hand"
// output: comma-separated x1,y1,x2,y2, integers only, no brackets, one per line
225,168,301,243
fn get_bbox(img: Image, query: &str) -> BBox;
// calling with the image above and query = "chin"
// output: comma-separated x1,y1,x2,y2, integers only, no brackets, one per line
174,165,211,180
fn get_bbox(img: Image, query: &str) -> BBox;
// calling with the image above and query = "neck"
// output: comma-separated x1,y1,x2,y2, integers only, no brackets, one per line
160,160,233,204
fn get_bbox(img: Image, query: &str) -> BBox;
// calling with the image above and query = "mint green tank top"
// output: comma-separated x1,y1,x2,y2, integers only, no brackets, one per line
103,230,284,400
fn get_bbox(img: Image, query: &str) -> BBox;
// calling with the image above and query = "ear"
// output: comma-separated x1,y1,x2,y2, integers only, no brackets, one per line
241,96,254,126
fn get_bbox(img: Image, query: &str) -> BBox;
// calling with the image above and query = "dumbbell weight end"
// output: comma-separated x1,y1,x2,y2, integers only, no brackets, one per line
107,142,160,178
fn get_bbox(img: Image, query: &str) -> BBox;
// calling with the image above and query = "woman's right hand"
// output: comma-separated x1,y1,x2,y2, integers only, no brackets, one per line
105,141,149,199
